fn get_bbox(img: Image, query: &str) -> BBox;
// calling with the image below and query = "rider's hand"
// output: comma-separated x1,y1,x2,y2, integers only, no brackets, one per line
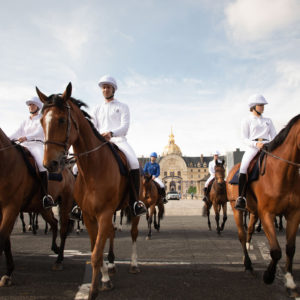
152,175,156,180
102,132,112,141
18,137,27,143
256,142,264,150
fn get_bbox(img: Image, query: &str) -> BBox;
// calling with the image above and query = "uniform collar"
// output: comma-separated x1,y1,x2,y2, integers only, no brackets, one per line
104,98,118,104
29,113,41,120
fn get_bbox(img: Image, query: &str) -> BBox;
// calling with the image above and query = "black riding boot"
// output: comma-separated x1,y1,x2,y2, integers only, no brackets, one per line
129,169,147,216
234,173,247,211
202,187,209,202
40,171,56,209
160,187,168,204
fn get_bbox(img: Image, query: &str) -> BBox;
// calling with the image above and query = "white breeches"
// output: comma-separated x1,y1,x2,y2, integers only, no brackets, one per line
240,147,259,174
23,142,46,172
205,174,215,188
154,177,164,188
111,137,139,170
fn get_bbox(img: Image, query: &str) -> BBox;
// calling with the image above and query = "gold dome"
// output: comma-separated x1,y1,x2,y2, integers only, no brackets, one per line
162,128,182,156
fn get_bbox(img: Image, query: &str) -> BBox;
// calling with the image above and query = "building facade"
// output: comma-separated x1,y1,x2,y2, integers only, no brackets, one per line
139,129,227,199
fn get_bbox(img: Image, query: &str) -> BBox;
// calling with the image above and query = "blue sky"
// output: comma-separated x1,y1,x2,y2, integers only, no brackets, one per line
1,0,300,156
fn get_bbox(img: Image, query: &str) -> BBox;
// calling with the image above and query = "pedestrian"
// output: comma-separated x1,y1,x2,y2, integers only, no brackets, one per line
235,94,277,211
143,152,168,203
10,96,55,208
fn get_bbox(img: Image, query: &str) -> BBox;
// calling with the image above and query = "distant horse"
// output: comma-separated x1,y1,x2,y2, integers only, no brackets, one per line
205,160,228,234
0,128,75,287
141,173,165,240
37,83,141,300
227,114,300,297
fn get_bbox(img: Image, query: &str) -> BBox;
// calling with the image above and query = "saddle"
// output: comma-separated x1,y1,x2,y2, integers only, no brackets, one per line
229,151,266,185
15,144,40,179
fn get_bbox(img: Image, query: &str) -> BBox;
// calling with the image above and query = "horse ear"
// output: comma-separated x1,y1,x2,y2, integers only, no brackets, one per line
222,159,225,166
215,159,219,166
62,82,72,102
36,87,48,103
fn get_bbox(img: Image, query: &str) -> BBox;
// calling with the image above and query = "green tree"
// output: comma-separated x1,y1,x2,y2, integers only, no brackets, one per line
188,186,196,194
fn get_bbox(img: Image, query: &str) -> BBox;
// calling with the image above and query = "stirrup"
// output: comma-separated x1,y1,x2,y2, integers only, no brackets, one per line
133,201,147,216
234,196,247,211
69,206,82,221
42,195,56,209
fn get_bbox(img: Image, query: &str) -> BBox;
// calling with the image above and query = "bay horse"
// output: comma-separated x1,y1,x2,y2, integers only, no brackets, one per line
37,83,141,300
227,114,300,297
205,160,228,234
0,128,75,287
141,173,165,240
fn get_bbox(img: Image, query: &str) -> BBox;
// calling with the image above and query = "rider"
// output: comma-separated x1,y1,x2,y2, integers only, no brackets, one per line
202,150,222,203
234,94,277,211
94,75,146,216
9,96,56,209
143,152,168,204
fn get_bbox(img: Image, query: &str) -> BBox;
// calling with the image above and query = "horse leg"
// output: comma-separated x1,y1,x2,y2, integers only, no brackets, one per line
153,208,158,231
231,203,253,271
220,203,227,231
129,216,141,274
119,209,124,231
107,227,116,276
0,237,14,287
28,212,33,232
19,212,26,233
40,210,59,254
260,212,281,284
243,211,248,229
32,213,37,235
89,212,114,300
284,215,300,297
146,206,154,240
279,214,284,231
246,213,258,250
256,219,262,232
113,211,117,230
213,203,221,234
207,203,211,231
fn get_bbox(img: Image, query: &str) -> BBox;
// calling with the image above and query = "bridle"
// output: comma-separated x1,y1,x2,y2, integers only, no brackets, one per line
43,101,109,161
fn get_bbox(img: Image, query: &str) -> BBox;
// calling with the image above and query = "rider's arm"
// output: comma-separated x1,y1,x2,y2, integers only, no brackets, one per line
242,118,257,148
111,103,130,137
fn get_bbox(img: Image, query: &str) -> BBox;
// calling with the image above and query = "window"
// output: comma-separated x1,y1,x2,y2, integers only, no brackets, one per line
177,171,181,176
164,171,167,176
170,172,174,177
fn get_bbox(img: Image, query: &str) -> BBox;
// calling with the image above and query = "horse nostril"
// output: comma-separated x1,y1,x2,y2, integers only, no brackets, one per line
46,160,59,172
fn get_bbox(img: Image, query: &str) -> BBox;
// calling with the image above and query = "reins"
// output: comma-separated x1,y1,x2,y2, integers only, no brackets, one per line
260,148,300,175
0,139,44,152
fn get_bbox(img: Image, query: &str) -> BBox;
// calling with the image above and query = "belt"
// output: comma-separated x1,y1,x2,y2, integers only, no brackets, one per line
253,138,268,141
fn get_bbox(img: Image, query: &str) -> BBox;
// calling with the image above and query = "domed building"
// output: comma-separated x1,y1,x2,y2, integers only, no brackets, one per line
139,129,226,199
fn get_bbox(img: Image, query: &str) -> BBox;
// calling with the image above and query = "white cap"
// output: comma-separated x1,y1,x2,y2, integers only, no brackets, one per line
26,96,43,110
248,94,268,108
98,75,118,91
213,150,220,155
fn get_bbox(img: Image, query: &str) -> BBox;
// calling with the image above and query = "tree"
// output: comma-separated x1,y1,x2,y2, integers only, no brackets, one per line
188,186,196,195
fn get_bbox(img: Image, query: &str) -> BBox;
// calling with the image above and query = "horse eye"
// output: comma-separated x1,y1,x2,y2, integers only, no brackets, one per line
58,118,65,124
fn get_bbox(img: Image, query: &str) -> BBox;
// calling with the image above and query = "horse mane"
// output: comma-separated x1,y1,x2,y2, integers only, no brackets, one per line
42,94,107,143
264,114,300,152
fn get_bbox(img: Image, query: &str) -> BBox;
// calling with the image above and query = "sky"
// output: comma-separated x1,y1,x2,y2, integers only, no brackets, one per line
0,0,300,157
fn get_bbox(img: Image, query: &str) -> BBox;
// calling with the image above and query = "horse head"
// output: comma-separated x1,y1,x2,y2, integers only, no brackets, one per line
36,83,78,172
214,160,225,185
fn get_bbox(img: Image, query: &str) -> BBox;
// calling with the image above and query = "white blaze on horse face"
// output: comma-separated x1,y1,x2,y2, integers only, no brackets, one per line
285,272,297,289
131,242,138,267
44,110,54,140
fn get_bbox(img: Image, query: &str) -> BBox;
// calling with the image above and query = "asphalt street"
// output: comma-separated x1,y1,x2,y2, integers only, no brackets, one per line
0,200,299,300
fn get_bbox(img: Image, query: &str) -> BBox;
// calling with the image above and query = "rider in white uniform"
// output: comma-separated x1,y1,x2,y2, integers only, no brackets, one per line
70,76,146,219
10,97,55,208
235,94,277,211
202,150,222,202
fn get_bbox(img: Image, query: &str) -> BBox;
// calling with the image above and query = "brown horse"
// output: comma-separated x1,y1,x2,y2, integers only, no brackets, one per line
227,114,300,297
141,173,165,240
0,128,75,287
205,160,228,234
37,83,141,300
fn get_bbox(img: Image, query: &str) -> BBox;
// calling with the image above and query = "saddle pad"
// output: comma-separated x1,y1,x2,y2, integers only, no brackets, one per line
108,143,129,176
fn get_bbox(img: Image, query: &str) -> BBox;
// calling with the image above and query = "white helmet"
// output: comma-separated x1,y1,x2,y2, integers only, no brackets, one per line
26,96,43,110
248,94,268,108
213,150,220,156
98,75,118,91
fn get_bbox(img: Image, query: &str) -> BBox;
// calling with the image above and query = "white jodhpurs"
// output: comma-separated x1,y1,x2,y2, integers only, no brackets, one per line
240,146,259,174
23,141,46,172
154,177,164,188
111,137,139,170
205,174,214,188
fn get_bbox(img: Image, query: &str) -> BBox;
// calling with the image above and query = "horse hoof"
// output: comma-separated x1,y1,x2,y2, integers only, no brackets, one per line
263,270,275,284
52,263,63,271
0,275,12,287
100,280,114,292
76,230,80,235
146,236,151,240
287,287,300,298
88,289,98,300
108,267,116,276
129,266,140,274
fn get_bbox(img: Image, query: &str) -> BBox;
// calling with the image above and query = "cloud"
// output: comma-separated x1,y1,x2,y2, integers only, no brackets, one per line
225,0,300,42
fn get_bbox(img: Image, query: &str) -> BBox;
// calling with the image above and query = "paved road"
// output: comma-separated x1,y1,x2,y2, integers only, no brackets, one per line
1,200,299,300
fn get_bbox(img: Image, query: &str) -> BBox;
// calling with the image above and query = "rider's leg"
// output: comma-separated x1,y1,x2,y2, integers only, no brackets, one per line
234,173,247,211
40,171,56,209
